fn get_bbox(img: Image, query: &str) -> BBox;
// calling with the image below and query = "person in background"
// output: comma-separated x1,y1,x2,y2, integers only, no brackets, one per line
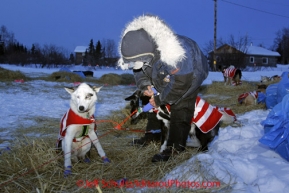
118,15,209,162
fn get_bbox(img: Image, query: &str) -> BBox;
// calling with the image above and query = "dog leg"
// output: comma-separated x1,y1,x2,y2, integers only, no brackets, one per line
160,140,168,153
186,124,201,147
62,132,74,177
160,125,169,152
160,125,168,152
87,129,110,163
224,77,228,85
228,78,232,86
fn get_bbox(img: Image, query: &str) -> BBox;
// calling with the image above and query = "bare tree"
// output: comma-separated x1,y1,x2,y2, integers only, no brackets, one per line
227,34,249,53
102,39,117,58
101,39,118,67
273,27,289,64
203,37,226,56
0,25,16,45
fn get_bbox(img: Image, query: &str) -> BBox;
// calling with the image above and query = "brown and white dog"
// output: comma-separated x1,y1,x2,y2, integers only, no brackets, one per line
222,65,242,86
237,84,267,105
238,91,259,105
57,83,109,177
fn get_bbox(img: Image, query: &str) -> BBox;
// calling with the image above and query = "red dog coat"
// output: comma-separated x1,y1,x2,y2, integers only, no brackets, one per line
154,96,233,134
223,67,237,78
192,96,223,133
57,109,96,146
238,91,258,104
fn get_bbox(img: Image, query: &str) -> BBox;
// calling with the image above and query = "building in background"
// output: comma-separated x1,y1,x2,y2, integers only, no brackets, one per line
74,46,88,65
208,44,280,70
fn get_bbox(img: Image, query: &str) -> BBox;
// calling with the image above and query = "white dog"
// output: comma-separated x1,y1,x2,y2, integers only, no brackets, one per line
57,83,109,177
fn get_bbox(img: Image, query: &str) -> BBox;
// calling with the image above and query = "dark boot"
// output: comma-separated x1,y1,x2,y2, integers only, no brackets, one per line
152,148,171,162
151,147,180,162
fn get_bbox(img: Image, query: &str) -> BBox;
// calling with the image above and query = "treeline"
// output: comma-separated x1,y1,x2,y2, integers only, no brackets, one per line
0,42,72,67
0,25,118,67
273,27,289,64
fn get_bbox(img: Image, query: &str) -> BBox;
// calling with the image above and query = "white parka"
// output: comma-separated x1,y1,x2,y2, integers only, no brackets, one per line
119,15,209,105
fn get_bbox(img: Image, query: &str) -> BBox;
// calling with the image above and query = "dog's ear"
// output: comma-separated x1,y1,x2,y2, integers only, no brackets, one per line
125,90,141,101
92,86,102,93
125,94,136,101
64,87,75,94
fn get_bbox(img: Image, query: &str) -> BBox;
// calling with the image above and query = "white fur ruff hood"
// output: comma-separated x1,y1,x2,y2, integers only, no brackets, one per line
118,15,186,69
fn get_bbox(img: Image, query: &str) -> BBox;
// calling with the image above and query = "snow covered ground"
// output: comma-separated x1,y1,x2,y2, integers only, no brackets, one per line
1,64,289,193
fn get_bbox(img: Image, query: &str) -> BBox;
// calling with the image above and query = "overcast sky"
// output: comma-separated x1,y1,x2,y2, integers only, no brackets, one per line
1,0,288,54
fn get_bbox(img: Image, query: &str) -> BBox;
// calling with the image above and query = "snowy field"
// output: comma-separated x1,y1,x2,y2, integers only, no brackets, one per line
1,64,289,193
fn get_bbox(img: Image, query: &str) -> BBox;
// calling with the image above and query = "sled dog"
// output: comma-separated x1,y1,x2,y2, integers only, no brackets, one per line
261,75,281,83
125,90,237,152
237,84,267,106
57,83,109,176
222,65,242,86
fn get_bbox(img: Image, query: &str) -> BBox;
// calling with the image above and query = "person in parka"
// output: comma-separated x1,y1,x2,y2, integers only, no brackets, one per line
118,15,209,162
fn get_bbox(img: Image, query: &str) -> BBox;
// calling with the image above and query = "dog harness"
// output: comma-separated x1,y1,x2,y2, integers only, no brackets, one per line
238,91,258,104
192,96,223,133
57,109,96,146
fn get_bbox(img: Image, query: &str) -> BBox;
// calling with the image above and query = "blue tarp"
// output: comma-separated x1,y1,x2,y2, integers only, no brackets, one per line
59,68,85,78
260,71,289,161
72,71,86,78
259,94,289,161
59,67,71,73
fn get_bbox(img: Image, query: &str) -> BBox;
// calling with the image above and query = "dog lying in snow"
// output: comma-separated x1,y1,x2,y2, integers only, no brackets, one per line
222,65,242,86
57,83,109,177
260,75,281,83
125,90,238,152
237,84,267,105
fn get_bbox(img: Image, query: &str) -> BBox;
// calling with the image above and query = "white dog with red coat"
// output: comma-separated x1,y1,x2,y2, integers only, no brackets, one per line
57,83,110,177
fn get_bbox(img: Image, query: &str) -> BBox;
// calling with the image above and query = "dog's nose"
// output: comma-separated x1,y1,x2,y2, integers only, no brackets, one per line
79,106,85,111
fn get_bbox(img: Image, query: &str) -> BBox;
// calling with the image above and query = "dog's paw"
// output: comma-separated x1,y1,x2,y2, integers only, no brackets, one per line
102,156,110,164
231,120,244,127
64,166,72,177
116,178,127,186
83,158,91,163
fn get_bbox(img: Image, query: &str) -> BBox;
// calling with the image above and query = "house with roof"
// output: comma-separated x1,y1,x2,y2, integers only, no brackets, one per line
208,44,280,70
74,46,88,64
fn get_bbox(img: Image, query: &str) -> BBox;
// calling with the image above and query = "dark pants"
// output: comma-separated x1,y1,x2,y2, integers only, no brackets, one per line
167,94,197,151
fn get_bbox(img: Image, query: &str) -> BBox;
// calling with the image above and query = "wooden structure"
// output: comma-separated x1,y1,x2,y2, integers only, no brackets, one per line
208,44,280,70
74,46,88,64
